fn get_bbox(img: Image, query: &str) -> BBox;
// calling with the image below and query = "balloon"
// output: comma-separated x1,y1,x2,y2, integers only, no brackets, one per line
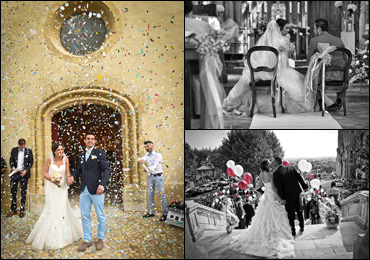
234,165,244,177
249,197,253,201
227,167,236,177
232,183,237,188
309,174,313,179
298,159,308,172
242,172,253,184
218,192,222,196
200,197,203,200
320,189,324,193
310,188,314,193
238,180,248,190
282,160,290,166
234,194,238,198
226,160,235,168
307,196,312,201
248,184,254,188
306,162,312,172
246,195,249,198
261,187,265,191
310,179,321,189
215,198,219,203
226,190,230,194
315,189,319,194
222,190,226,193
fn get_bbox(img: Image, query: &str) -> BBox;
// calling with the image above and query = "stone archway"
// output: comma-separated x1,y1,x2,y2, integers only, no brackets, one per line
28,87,147,212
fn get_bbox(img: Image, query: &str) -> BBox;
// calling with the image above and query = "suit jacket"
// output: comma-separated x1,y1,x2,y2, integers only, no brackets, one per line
243,203,255,223
273,165,308,203
307,32,346,81
72,147,110,194
235,202,245,219
9,147,34,179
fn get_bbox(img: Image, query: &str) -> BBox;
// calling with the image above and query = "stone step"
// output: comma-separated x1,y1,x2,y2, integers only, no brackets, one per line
193,222,365,259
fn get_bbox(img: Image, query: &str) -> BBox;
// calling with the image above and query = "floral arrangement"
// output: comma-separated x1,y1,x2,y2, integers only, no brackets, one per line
256,18,269,37
349,40,369,84
193,29,231,57
51,171,62,187
334,1,357,17
319,197,340,228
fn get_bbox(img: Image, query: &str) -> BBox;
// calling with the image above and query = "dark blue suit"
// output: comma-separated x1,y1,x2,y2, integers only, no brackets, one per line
72,147,110,194
9,147,34,211
72,147,110,242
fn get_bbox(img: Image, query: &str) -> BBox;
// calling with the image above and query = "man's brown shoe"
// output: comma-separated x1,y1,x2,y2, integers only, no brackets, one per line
77,241,93,251
97,239,104,250
19,211,25,218
7,210,17,218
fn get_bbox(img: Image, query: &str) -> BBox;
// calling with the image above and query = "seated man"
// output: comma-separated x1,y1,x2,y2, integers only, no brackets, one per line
307,18,347,112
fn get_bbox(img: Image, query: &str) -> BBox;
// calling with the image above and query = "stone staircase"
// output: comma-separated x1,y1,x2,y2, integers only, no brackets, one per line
189,221,366,259
223,56,369,102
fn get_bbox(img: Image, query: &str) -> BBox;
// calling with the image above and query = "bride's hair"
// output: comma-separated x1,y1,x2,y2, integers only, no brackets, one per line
52,142,64,157
276,19,289,31
260,159,270,172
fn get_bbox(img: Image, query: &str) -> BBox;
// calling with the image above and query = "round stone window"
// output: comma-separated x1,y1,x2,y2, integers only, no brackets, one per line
60,13,106,56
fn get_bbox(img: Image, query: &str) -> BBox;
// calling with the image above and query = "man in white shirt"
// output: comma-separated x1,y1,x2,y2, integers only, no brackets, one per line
139,141,168,221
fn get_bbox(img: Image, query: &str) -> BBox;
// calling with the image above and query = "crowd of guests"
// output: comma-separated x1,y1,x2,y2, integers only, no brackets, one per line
198,176,342,228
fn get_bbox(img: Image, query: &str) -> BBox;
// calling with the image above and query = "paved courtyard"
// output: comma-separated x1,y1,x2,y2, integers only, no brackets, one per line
1,206,184,259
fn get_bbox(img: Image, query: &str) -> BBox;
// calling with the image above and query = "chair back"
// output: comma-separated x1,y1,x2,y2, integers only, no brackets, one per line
246,46,279,86
324,47,352,84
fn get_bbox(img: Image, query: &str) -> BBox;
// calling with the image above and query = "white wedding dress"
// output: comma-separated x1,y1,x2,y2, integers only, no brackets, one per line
229,182,295,259
223,20,317,115
26,155,83,250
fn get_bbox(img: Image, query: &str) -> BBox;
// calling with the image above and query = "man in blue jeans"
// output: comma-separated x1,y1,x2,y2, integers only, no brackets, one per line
139,141,168,221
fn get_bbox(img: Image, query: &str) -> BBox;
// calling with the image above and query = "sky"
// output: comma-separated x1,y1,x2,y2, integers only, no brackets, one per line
185,130,338,159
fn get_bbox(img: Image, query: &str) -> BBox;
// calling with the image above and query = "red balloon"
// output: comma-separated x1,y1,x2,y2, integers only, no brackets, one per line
227,167,236,177
309,174,313,179
218,192,222,196
242,172,253,184
315,189,319,194
234,194,238,198
200,197,203,200
238,180,248,190
282,160,290,166
232,183,237,188
246,195,249,198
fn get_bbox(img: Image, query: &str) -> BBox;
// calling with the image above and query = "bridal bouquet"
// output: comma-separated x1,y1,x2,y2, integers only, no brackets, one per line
51,172,62,187
194,29,231,57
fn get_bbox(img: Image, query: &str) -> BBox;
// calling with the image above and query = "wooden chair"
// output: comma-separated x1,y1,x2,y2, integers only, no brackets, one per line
318,47,352,116
246,46,281,117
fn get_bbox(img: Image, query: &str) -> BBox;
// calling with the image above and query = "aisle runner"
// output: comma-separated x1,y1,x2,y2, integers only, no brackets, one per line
250,112,342,129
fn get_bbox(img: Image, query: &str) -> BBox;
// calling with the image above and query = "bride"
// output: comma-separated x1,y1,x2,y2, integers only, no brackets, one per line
26,142,83,250
223,19,318,116
229,159,295,258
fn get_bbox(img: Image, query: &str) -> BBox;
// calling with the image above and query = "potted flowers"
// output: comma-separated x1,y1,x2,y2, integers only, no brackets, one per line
319,197,340,229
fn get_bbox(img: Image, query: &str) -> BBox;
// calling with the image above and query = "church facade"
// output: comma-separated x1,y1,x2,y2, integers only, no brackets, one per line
1,1,184,213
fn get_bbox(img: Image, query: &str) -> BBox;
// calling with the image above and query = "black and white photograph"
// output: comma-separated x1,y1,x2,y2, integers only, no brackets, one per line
185,130,369,259
185,1,369,129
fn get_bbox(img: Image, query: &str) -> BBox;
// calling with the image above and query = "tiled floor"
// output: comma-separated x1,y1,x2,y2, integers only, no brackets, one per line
223,102,369,129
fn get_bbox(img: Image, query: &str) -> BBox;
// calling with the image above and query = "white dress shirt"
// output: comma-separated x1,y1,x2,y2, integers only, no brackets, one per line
140,151,163,174
17,148,25,171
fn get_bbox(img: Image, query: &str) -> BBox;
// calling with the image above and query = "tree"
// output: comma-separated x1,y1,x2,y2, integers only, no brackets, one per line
185,142,197,181
219,130,285,185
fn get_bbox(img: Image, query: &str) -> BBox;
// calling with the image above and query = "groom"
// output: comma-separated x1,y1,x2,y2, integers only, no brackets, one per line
68,132,110,251
273,156,308,237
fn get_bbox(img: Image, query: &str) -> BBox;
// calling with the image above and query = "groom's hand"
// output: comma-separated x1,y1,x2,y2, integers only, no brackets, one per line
96,185,104,195
68,176,74,185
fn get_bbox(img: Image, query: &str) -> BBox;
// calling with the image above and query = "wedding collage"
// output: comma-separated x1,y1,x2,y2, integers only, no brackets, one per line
1,1,369,260
185,1,368,260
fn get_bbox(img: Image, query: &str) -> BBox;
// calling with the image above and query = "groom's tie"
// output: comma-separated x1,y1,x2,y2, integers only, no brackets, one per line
86,151,91,162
